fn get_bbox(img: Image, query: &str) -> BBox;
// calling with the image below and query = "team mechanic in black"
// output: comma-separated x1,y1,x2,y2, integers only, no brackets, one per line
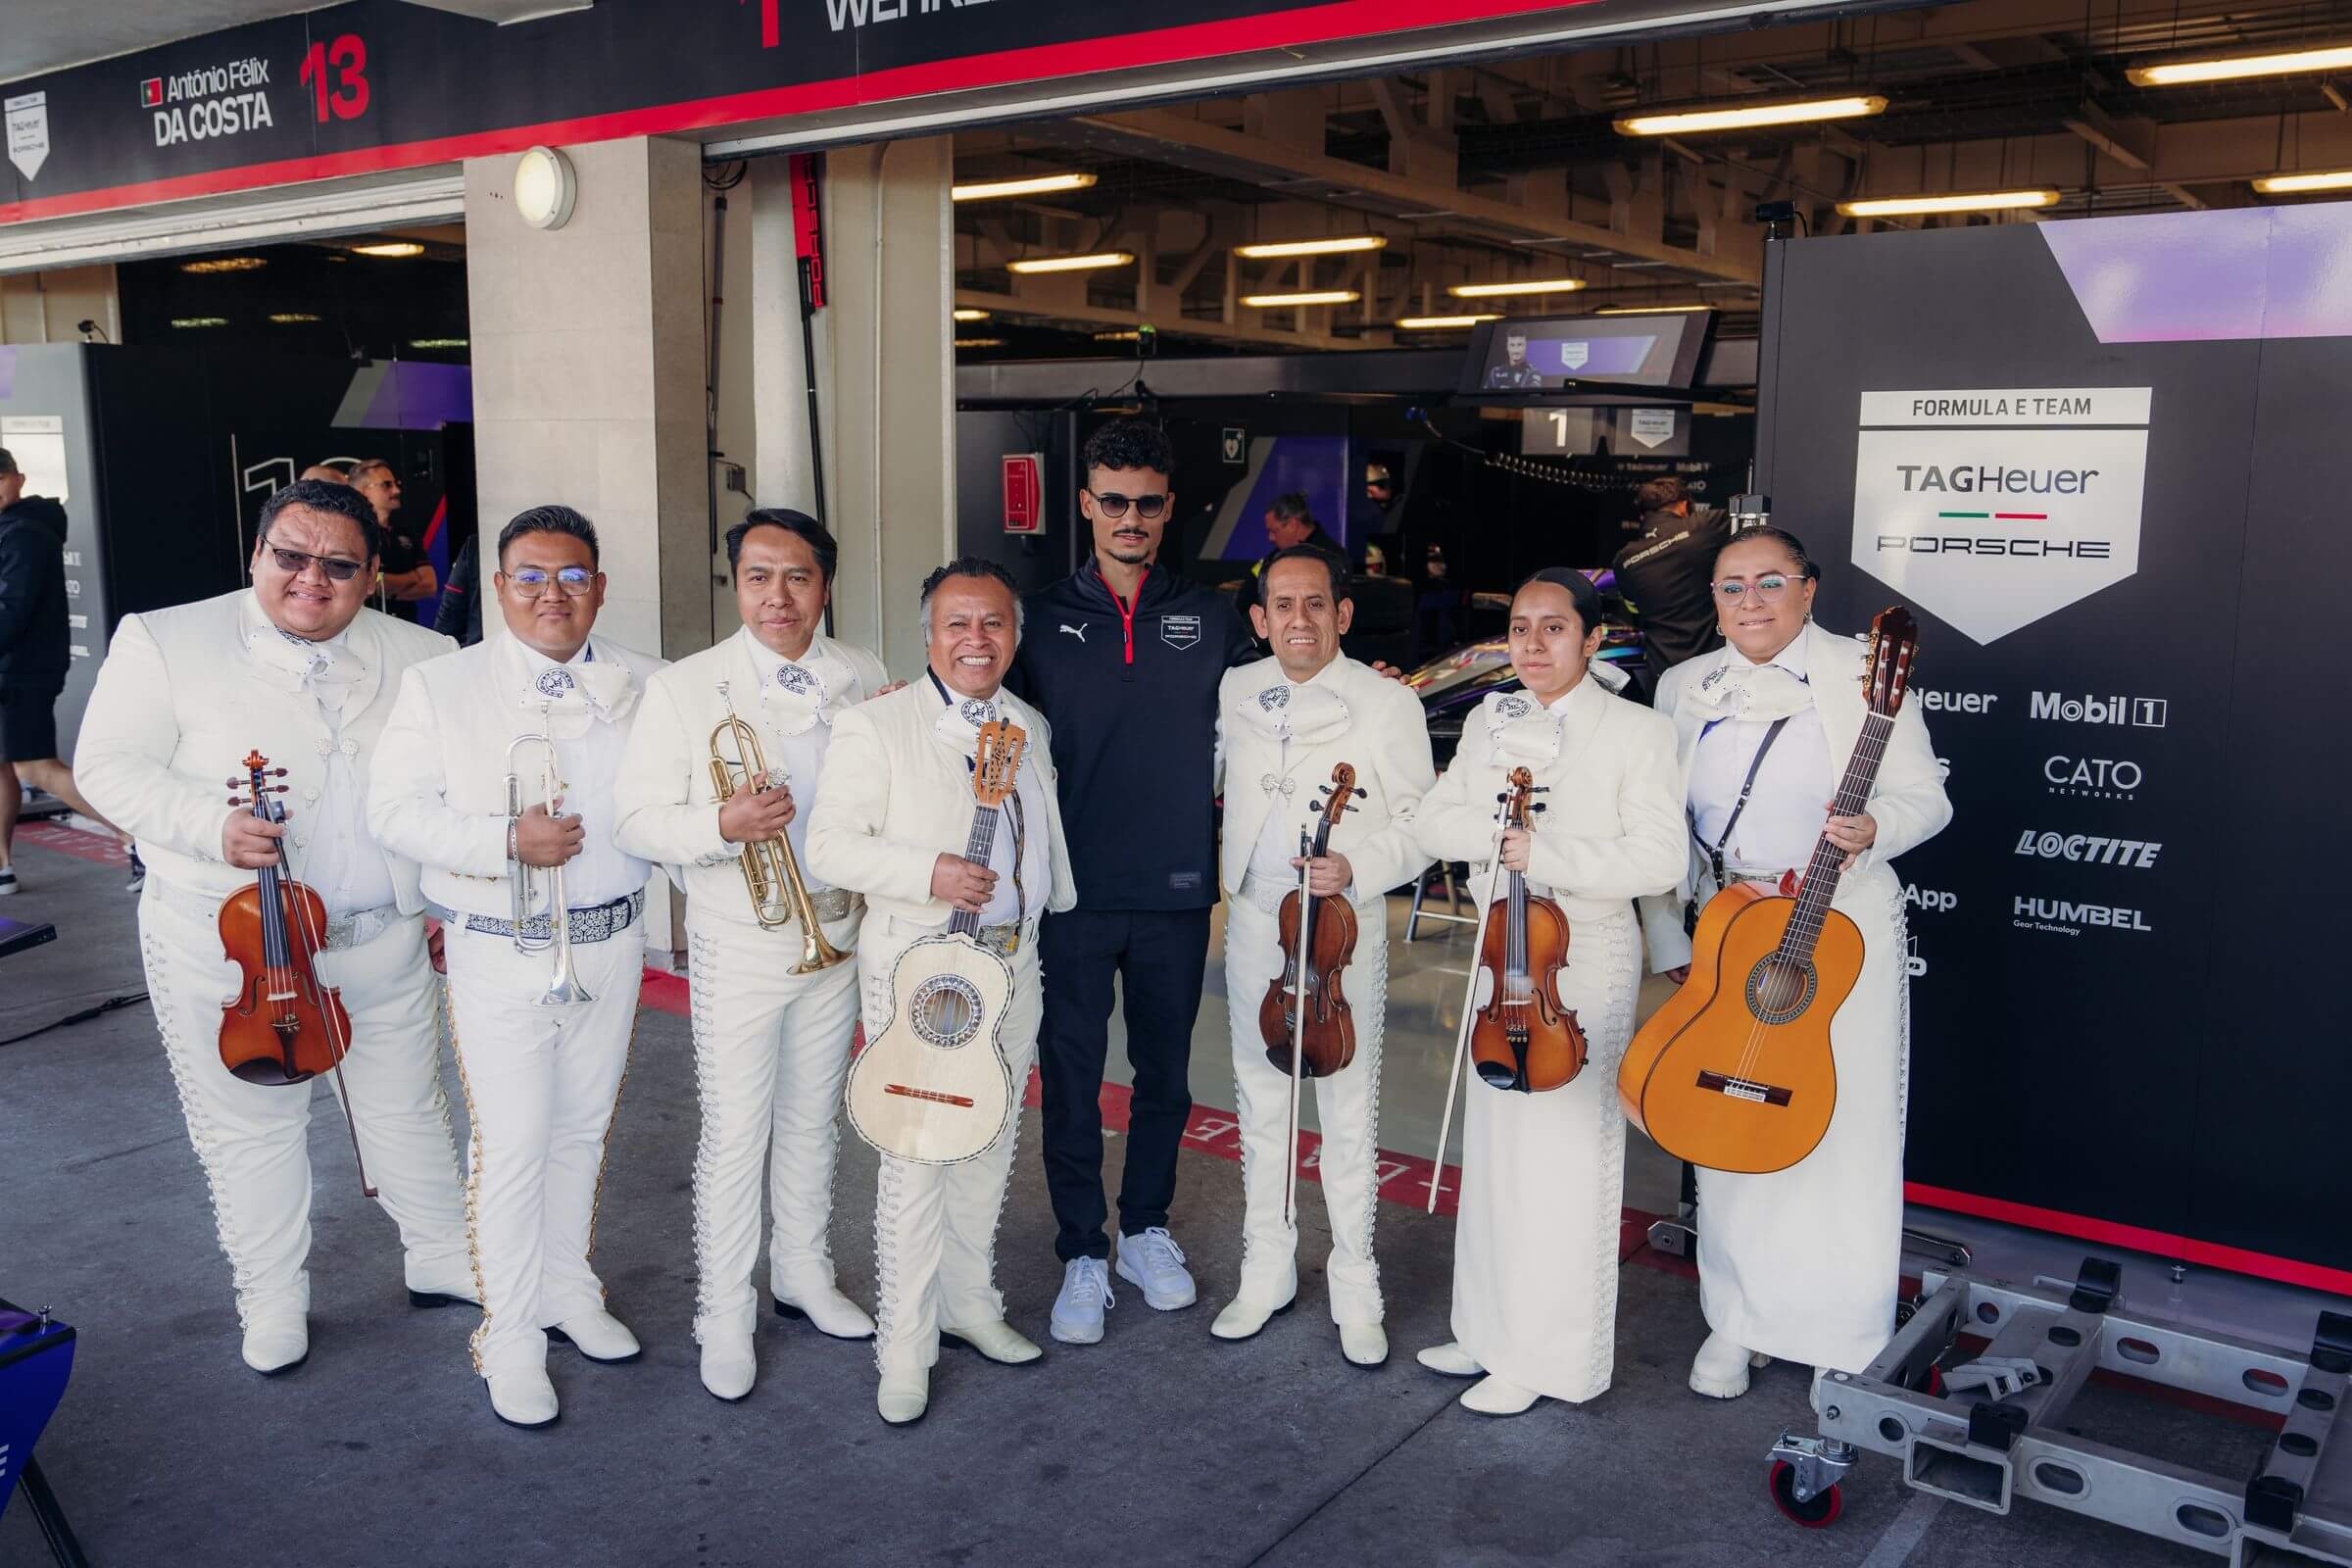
1009,418,1255,1347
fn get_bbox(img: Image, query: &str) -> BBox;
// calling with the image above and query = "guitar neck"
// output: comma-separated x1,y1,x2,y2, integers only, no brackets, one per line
1780,711,1896,959
948,803,1002,938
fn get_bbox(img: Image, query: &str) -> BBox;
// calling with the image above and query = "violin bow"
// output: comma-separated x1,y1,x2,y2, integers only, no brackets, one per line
1424,800,1514,1215
272,813,378,1199
1284,826,1313,1227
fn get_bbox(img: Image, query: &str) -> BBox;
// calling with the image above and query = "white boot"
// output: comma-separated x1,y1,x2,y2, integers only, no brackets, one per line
550,1309,641,1364
1210,1290,1297,1342
487,1369,560,1428
940,1318,1043,1365
1690,1330,1770,1399
1339,1322,1389,1368
877,1362,929,1426
773,1283,875,1341
1416,1341,1484,1378
701,1334,757,1402
1459,1375,1543,1416
241,1315,309,1376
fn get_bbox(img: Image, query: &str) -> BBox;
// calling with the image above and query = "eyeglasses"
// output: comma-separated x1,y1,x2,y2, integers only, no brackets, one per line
1712,573,1796,604
1086,489,1168,520
504,566,597,597
263,545,367,582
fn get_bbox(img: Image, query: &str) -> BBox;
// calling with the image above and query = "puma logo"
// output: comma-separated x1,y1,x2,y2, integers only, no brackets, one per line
1059,623,1087,642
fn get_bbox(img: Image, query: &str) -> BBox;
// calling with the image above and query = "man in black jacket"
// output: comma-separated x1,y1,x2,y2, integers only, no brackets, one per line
1009,418,1255,1347
0,448,128,895
1609,475,1730,678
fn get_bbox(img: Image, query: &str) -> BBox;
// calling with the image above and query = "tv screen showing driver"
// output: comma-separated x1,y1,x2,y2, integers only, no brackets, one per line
1458,313,1709,393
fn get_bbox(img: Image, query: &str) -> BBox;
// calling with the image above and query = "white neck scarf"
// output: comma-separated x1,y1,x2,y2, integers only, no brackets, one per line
930,678,1005,761
242,600,367,714
1235,674,1350,747
1686,648,1813,724
1482,688,1570,766
756,638,858,737
502,636,637,739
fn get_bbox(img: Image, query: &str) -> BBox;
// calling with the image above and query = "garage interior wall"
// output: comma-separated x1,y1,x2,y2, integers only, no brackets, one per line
0,265,121,345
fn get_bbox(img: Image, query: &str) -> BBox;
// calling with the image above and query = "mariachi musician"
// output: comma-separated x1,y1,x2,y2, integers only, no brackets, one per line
1211,543,1435,1369
75,478,471,1376
612,510,892,1403
369,506,662,1429
1410,569,1685,1415
1639,525,1950,1401
805,558,1076,1427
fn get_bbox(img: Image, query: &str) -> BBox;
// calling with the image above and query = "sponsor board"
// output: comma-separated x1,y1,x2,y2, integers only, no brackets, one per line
2030,691,2168,727
2011,895,2155,936
1914,688,1998,714
2014,831,2161,868
2043,755,2143,801
1903,884,1957,912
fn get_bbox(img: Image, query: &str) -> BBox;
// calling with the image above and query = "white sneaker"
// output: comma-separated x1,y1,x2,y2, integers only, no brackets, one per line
1049,1257,1115,1345
0,867,19,896
1114,1228,1198,1310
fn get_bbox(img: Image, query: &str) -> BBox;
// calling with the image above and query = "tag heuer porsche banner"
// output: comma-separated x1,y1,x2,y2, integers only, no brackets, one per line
1754,205,2352,1293
0,0,1601,223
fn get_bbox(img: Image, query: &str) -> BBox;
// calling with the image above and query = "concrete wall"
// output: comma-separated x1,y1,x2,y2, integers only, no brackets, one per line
0,265,120,345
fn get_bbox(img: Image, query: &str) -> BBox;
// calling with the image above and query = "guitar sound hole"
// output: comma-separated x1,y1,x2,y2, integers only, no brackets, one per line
910,975,984,1049
1744,956,1818,1024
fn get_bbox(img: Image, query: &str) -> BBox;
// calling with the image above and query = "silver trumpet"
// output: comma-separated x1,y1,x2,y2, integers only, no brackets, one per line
506,727,594,1006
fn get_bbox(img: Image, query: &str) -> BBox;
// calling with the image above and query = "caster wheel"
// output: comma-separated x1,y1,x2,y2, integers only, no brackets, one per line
1769,1460,1844,1528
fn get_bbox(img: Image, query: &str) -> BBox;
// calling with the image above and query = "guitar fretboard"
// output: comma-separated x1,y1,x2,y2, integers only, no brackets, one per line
1776,710,1895,962
947,804,1003,938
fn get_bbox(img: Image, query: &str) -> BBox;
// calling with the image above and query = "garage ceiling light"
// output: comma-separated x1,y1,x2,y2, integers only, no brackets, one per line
170,317,230,328
1450,277,1586,298
2129,43,2352,86
1093,329,1144,341
1615,94,1886,137
2253,168,2352,192
1236,235,1388,259
1594,304,1711,315
1241,290,1360,308
952,308,991,321
1396,315,1499,329
268,312,322,323
953,172,1098,202
1007,251,1133,274
352,241,426,258
1838,188,2059,217
180,256,267,274
955,336,1008,348
410,338,469,349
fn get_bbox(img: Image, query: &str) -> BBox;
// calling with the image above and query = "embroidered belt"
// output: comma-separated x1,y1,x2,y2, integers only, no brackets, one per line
794,887,858,924
440,890,644,946
147,878,403,952
973,920,1027,956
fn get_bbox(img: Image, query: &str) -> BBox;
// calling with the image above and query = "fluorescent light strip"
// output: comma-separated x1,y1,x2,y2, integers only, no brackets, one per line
2129,43,2352,86
180,256,267,274
1396,315,1498,329
952,172,1099,202
1594,304,1711,315
1615,94,1886,137
955,336,1008,348
1006,252,1133,274
1838,188,2058,217
268,313,322,323
1240,290,1360,308
352,241,425,258
1235,235,1388,259
2254,168,2352,193
170,317,230,328
1449,277,1586,298
952,308,991,321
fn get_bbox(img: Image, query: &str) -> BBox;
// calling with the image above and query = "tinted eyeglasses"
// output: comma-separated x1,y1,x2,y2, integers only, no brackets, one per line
1712,573,1797,604
1086,489,1169,520
504,565,598,597
263,546,368,582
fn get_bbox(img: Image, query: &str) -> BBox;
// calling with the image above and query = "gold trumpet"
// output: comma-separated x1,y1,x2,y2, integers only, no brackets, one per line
710,682,850,974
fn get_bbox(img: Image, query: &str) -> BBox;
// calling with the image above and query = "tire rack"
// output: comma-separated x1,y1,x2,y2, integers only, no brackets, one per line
1770,1258,2352,1564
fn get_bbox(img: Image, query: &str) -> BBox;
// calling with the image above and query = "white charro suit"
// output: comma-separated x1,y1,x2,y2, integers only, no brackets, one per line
1639,620,1951,1373
75,590,470,1340
1214,654,1434,1325
804,677,1075,1374
611,627,889,1348
368,631,662,1381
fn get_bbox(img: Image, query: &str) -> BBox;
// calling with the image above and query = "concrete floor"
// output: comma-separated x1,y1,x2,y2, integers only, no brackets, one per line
0,828,2282,1566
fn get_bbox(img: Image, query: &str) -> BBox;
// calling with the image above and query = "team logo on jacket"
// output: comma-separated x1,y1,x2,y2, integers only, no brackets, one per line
959,698,996,726
1160,613,1200,650
536,668,576,698
1256,685,1290,712
774,662,819,698
1494,694,1535,720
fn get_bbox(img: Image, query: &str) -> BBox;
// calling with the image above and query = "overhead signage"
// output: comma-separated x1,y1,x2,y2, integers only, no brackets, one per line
1851,386,2151,644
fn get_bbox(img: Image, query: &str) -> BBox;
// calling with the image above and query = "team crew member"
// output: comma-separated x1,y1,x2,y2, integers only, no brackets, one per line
613,510,891,1403
76,478,471,1376
1610,477,1731,678
1237,492,1340,613
1009,418,1252,1347
1640,526,1950,1400
1410,570,1684,1415
1212,545,1434,1368
807,559,1076,1426
369,506,661,1429
350,460,436,607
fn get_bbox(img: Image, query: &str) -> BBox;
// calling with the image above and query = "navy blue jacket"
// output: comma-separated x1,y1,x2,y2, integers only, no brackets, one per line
1010,560,1255,911
0,496,71,696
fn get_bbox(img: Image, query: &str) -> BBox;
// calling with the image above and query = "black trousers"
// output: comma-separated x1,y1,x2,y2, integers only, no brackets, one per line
1036,906,1211,1263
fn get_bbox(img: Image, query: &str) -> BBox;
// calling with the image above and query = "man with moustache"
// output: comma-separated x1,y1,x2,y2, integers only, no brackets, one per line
369,505,662,1429
76,478,472,1376
613,509,891,1403
1008,418,1253,1348
1212,544,1434,1367
807,558,1076,1426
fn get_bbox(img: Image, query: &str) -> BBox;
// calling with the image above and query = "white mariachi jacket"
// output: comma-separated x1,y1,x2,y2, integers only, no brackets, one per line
1638,620,1952,973
804,677,1077,932
1214,654,1435,909
611,629,887,932
76,589,452,911
366,632,663,921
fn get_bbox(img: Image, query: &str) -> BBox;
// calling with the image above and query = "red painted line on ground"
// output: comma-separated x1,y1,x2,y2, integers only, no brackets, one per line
15,820,126,866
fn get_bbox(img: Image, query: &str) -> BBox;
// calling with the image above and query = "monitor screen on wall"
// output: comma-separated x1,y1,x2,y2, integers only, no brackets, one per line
1457,312,1710,393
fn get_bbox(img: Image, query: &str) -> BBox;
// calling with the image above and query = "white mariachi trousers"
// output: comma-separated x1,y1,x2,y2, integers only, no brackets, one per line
859,914,1043,1373
686,910,864,1347
442,916,645,1378
136,883,468,1329
1222,896,1389,1325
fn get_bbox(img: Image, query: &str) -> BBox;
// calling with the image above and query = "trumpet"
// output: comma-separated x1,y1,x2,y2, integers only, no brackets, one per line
710,682,850,974
505,729,594,1006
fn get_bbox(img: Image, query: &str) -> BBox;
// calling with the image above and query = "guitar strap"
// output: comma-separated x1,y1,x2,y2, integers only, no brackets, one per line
1685,716,1790,934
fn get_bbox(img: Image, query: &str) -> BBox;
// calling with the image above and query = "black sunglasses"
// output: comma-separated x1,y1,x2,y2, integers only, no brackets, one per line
262,545,368,582
1087,489,1169,520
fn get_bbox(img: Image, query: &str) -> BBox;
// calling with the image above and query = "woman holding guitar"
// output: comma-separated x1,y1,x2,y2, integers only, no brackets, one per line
1411,569,1684,1416
1636,528,1950,1401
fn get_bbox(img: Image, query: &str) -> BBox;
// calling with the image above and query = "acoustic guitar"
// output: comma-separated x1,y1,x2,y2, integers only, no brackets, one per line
1616,608,1919,1174
845,717,1026,1166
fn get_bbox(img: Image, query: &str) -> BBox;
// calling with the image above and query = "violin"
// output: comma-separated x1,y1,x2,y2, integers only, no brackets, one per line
218,751,374,1194
1468,765,1587,1094
1257,763,1364,1079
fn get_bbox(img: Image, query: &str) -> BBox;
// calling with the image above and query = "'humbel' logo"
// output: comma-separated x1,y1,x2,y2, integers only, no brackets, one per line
536,668,576,698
